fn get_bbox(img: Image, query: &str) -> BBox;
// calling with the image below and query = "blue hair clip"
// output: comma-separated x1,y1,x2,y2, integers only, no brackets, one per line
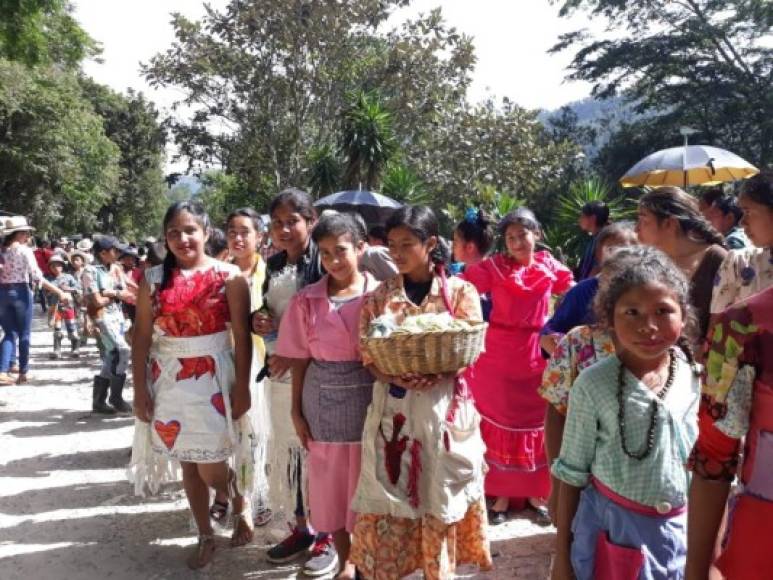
464,208,478,224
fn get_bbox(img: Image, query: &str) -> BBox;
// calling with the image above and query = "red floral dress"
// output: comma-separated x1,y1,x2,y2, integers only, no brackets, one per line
146,261,240,462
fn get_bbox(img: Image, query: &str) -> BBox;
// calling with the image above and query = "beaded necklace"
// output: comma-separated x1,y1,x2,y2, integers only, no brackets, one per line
617,349,676,461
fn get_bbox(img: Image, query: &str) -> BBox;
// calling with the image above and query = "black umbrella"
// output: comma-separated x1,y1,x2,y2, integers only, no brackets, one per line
314,190,403,225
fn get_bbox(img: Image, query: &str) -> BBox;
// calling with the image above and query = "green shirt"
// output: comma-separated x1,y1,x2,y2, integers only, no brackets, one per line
552,353,700,508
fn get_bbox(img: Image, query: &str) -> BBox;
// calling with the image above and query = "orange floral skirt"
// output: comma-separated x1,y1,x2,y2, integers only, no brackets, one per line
350,499,493,580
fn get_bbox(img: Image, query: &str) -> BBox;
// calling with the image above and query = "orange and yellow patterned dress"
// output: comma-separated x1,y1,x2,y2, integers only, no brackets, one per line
350,274,492,580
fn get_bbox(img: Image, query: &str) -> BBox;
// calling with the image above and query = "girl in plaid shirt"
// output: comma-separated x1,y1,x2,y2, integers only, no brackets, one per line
552,246,700,580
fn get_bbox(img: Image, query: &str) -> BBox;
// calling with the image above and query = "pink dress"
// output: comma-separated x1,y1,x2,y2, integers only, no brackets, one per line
463,251,573,498
276,273,379,533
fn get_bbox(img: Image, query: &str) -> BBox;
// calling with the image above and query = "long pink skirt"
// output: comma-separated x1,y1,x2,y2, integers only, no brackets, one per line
466,326,550,498
307,441,362,533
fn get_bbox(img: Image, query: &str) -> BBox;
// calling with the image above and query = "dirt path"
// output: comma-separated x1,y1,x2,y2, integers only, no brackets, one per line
0,313,554,579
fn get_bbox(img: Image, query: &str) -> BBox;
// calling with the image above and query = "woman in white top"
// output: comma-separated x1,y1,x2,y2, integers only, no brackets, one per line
0,216,70,384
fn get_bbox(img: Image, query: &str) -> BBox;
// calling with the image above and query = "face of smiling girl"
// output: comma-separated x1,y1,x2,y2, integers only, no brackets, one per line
504,223,537,265
269,204,313,255
612,281,685,365
165,210,208,267
318,233,363,283
227,216,262,260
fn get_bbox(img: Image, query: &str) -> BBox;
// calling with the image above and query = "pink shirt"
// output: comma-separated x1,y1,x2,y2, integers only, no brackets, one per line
276,273,380,361
0,244,43,285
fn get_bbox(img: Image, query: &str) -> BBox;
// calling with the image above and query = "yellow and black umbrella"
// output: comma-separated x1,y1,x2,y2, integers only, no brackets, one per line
620,145,758,188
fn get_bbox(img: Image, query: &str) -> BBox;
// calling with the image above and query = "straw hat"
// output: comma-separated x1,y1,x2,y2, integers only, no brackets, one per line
2,216,35,235
47,254,67,268
68,249,92,265
76,238,94,252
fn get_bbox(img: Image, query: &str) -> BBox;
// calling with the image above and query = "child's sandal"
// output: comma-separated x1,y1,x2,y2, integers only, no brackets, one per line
186,534,216,570
209,499,229,524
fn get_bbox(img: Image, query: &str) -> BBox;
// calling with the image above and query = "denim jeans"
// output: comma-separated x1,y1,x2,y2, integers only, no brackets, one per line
0,283,33,373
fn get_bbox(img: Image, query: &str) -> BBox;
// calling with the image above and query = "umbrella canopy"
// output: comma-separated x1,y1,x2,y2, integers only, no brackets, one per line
314,190,403,225
620,145,759,188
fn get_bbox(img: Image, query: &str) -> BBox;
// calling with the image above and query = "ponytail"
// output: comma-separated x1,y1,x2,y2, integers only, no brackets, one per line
159,244,177,292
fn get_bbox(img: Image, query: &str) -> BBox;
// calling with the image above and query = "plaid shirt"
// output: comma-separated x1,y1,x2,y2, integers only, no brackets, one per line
552,353,700,508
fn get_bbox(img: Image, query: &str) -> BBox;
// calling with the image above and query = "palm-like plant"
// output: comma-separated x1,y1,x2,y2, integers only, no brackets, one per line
307,144,341,198
381,162,430,204
339,90,397,190
547,177,637,268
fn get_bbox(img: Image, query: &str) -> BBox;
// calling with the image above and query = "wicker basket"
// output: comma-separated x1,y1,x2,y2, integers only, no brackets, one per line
363,321,488,376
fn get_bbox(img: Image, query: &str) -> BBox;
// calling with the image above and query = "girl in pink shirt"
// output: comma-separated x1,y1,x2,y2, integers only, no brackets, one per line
276,213,379,579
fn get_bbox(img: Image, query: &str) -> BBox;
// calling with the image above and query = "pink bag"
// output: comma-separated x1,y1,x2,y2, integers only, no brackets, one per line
594,532,644,580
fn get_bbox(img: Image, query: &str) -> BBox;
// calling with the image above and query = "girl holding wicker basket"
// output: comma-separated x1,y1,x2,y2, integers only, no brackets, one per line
350,206,492,580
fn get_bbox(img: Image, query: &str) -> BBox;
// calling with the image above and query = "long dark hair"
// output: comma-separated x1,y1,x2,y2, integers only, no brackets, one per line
386,205,450,266
268,188,316,221
455,208,495,256
740,170,773,208
226,207,264,238
160,201,211,291
639,187,725,247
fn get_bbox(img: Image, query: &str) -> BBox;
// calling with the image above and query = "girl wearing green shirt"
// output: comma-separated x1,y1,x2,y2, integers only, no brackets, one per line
552,246,700,580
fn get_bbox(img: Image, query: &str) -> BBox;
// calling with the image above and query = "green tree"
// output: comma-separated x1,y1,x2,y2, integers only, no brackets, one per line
79,79,168,238
306,144,341,198
381,161,429,204
0,59,118,234
197,170,271,228
0,0,98,69
143,0,474,194
340,91,396,190
551,0,773,167
544,177,636,267
415,97,581,220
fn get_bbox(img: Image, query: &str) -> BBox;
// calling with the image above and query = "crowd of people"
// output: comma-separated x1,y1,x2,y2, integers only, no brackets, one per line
0,170,771,579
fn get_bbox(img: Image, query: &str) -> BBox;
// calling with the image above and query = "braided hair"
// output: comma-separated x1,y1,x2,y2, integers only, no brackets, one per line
639,187,726,247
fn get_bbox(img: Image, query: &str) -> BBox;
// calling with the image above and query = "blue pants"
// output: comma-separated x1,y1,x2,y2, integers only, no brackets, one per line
571,485,686,580
0,284,33,373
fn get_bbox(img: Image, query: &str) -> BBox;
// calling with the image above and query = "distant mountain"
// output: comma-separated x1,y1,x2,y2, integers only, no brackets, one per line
175,175,202,194
540,96,644,157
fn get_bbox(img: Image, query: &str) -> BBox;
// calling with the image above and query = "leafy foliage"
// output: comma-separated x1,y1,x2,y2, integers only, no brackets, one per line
307,144,341,198
381,161,429,204
0,59,119,234
340,91,397,190
79,79,168,238
551,0,773,168
0,0,98,69
545,177,637,268
197,170,272,228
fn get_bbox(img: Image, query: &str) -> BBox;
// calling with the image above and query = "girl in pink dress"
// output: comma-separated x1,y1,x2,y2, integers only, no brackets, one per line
276,213,379,579
462,208,573,523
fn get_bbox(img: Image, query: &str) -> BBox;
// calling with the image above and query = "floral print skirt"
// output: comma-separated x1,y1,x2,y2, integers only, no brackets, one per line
350,499,492,580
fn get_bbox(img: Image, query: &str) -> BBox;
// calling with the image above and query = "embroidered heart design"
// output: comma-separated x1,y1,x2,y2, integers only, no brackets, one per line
154,420,181,450
211,393,226,417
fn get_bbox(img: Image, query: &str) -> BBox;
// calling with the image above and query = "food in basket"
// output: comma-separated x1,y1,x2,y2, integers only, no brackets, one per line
367,312,472,338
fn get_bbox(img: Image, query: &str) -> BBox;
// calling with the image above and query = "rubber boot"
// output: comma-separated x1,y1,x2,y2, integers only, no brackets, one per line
69,331,80,358
109,374,132,414
92,376,116,415
50,331,62,359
